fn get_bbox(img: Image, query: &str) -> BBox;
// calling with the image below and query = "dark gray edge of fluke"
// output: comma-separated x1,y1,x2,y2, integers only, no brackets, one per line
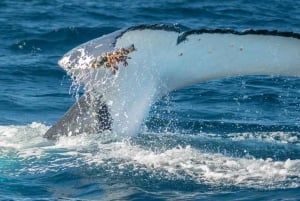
113,24,181,45
115,24,300,45
44,94,112,141
178,29,300,44
125,23,182,33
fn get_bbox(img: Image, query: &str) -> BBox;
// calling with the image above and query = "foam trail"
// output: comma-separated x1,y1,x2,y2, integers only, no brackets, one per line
2,124,300,189
47,24,300,138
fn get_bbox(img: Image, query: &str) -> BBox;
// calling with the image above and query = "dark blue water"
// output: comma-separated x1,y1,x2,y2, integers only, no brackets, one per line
1,0,300,200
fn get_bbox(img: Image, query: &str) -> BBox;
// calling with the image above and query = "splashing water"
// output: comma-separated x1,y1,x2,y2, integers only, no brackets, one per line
1,123,299,193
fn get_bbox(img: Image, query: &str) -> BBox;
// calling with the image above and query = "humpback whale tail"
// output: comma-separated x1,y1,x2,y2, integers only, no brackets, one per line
44,24,300,140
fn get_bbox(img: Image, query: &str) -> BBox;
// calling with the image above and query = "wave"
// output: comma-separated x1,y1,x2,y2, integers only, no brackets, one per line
9,26,118,54
226,131,300,145
1,123,299,190
84,143,300,189
144,117,300,134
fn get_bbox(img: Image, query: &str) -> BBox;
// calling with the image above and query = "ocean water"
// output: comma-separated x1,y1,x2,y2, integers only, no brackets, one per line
1,0,300,200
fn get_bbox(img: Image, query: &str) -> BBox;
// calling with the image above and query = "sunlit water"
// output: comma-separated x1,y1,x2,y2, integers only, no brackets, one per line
1,0,300,200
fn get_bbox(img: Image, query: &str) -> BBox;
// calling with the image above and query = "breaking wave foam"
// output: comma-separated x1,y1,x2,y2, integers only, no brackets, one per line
202,131,300,145
84,141,300,189
0,123,299,190
227,131,300,145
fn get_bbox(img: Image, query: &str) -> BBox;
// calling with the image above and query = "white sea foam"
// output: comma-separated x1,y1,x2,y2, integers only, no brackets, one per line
85,141,300,189
0,123,299,189
0,122,50,157
201,131,300,145
227,131,300,145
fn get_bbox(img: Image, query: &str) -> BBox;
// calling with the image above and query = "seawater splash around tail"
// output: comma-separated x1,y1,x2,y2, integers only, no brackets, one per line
1,124,300,191
45,24,300,139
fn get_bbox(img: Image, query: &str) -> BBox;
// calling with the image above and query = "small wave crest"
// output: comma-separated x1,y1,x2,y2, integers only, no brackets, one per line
198,131,300,145
227,131,300,145
0,123,50,158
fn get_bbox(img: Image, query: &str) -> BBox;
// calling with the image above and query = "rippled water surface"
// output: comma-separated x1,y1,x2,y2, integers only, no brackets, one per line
1,0,300,200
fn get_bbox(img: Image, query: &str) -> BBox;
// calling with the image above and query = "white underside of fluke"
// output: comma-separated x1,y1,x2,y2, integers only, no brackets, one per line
58,27,300,136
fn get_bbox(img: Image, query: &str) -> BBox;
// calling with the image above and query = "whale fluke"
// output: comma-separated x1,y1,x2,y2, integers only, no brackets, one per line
44,94,112,140
44,24,300,140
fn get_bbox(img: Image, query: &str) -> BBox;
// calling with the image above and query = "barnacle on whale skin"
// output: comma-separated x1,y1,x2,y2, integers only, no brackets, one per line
90,44,136,74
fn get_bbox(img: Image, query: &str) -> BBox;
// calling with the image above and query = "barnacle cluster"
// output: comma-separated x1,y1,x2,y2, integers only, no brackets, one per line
90,44,136,74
